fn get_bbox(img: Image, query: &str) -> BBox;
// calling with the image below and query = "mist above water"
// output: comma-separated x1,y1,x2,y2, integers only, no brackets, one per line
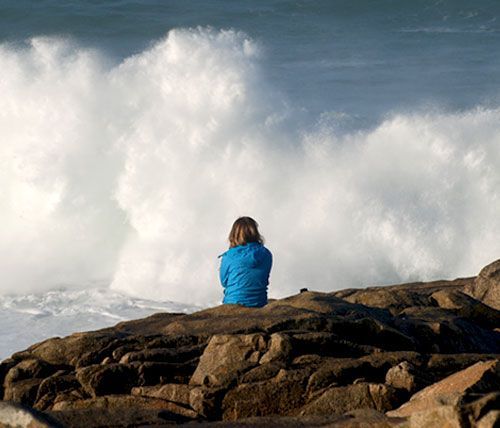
1,28,499,306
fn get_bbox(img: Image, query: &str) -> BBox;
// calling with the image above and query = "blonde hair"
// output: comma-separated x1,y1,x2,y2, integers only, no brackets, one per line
228,217,264,248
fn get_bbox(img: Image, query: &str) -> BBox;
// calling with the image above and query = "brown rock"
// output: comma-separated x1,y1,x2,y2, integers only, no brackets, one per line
394,307,500,353
405,405,464,428
0,358,17,398
306,351,424,395
162,292,392,338
465,259,500,310
2,358,56,406
106,312,185,335
477,410,500,428
0,401,64,428
119,344,203,364
299,383,400,416
132,383,192,406
464,392,500,424
431,289,500,329
239,362,285,384
75,363,138,397
49,394,198,425
306,358,368,394
259,333,292,364
49,407,185,428
387,359,500,418
51,394,194,414
385,361,429,394
13,332,120,367
3,378,44,406
290,332,378,358
222,368,311,420
4,359,55,384
190,334,267,386
189,386,226,419
334,278,474,312
34,372,80,410
134,359,198,385
426,353,500,379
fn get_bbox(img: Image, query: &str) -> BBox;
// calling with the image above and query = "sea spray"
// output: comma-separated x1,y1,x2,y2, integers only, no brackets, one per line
1,28,499,305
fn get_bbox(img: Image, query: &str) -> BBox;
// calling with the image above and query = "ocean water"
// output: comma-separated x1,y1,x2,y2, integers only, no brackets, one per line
1,0,500,359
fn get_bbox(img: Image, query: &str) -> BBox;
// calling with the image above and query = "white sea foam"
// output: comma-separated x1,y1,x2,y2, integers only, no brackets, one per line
0,288,200,360
1,28,499,308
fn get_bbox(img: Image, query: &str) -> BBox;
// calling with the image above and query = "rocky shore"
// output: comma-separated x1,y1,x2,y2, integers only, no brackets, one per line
1,259,499,427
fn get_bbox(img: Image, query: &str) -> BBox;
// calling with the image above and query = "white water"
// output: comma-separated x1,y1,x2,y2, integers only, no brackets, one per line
1,27,499,314
0,287,199,360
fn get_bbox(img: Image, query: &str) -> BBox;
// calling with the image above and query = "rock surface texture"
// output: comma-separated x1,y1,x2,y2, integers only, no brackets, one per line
1,258,499,427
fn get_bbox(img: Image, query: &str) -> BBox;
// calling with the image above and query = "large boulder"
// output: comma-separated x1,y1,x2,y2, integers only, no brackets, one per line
465,259,500,310
190,334,267,387
387,359,500,418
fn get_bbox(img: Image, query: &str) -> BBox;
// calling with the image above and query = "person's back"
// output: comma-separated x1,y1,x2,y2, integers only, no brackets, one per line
219,217,272,308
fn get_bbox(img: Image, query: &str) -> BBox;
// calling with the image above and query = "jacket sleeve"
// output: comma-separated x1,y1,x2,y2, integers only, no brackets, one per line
219,256,229,288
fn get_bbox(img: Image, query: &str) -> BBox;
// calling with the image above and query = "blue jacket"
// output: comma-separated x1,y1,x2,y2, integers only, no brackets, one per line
219,242,272,308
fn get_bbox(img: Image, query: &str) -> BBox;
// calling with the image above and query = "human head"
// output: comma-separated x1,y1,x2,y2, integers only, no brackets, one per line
228,217,264,248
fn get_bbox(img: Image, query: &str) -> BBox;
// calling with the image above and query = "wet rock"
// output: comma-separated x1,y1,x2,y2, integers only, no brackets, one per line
387,359,500,418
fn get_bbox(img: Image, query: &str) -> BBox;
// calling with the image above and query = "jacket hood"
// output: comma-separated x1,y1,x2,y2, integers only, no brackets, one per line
219,242,266,268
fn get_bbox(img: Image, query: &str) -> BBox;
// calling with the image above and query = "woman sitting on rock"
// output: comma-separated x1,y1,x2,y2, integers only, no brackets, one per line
219,217,273,308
